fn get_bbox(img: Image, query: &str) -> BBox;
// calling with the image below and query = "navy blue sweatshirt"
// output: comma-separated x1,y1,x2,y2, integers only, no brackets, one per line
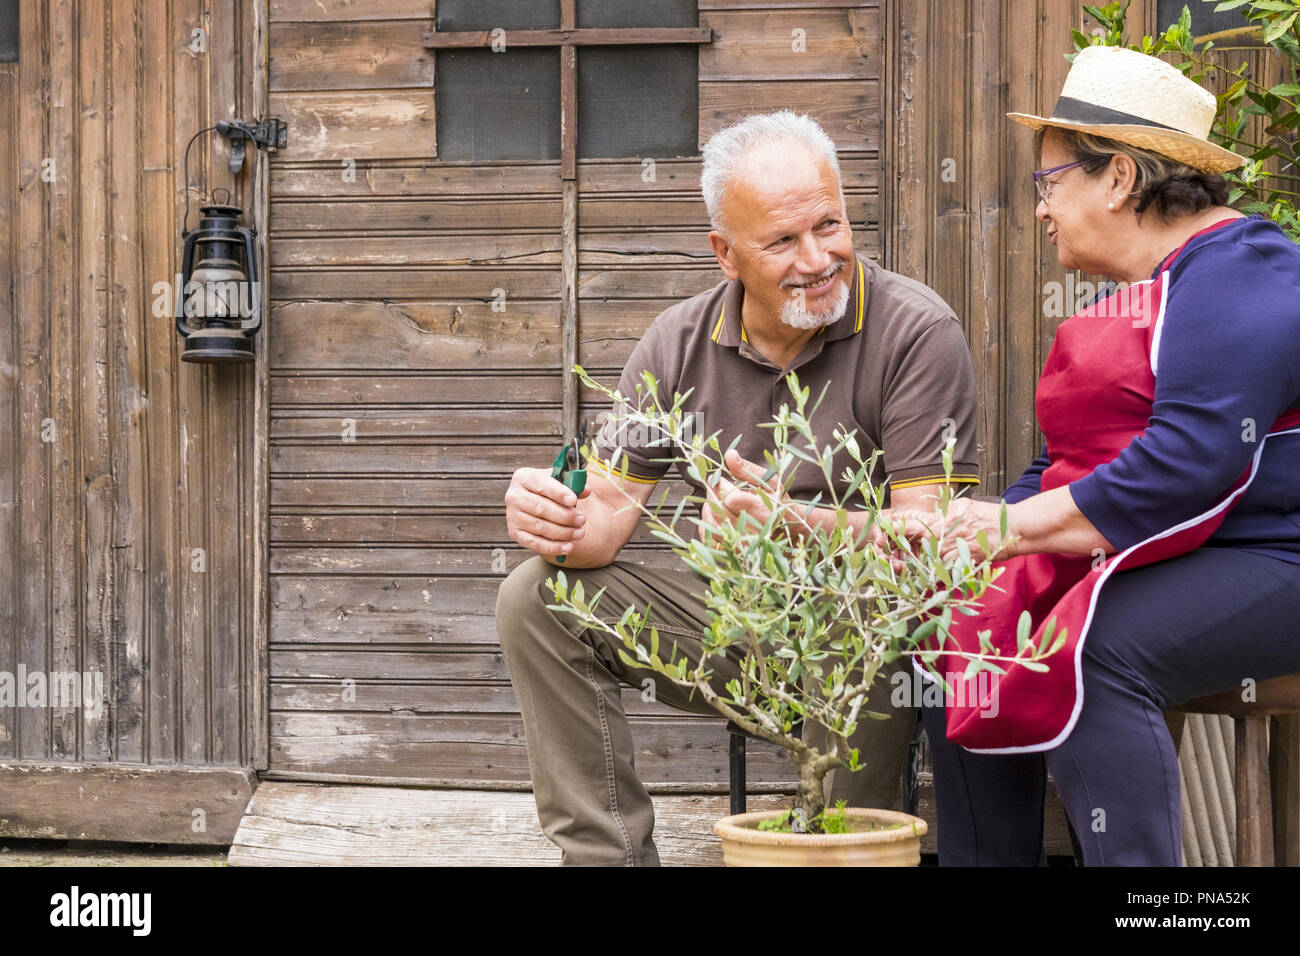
1002,215,1300,565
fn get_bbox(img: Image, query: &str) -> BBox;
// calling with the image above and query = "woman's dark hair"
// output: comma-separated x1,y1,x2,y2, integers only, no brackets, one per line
1036,127,1229,221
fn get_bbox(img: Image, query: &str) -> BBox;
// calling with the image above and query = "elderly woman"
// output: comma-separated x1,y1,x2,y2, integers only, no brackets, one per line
900,45,1300,866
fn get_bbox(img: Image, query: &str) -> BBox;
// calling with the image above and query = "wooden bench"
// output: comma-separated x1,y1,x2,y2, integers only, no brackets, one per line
1167,674,1300,867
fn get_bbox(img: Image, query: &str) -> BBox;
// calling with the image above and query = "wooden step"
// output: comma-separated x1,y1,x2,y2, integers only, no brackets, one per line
228,774,1076,865
229,782,789,866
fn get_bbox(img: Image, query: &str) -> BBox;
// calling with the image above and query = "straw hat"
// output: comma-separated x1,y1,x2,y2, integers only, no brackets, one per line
1007,45,1244,174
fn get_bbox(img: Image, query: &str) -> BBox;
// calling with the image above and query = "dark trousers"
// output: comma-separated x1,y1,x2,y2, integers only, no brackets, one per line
922,547,1300,866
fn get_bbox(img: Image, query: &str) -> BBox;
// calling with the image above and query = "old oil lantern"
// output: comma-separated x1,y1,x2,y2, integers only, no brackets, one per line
176,192,262,364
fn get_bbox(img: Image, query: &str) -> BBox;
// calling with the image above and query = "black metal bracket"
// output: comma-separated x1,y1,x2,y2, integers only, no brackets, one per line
217,117,289,175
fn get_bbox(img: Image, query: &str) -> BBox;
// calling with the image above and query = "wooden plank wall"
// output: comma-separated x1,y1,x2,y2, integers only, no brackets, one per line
265,0,880,785
882,0,1140,492
0,1,261,768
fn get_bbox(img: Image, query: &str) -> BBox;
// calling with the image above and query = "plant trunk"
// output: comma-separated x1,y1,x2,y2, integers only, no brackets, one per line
793,756,829,831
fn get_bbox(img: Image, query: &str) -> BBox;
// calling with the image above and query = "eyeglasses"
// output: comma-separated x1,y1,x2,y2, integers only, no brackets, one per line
1032,159,1087,205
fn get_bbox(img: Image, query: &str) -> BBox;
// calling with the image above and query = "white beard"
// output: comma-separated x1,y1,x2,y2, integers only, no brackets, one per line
778,277,850,330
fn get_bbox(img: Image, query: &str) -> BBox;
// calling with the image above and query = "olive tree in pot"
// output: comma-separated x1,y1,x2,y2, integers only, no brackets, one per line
546,367,1064,866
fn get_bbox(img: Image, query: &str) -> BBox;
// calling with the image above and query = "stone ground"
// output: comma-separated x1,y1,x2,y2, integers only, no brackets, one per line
0,839,228,867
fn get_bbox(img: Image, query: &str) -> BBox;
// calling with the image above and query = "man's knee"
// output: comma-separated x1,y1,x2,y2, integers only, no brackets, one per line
495,554,562,651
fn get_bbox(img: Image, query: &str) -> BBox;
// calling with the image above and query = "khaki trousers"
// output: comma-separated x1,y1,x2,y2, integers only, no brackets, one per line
495,554,918,866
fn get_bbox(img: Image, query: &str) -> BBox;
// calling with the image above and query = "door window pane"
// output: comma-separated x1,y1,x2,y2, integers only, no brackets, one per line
0,0,18,63
437,0,558,31
437,50,561,161
577,0,696,29
1155,0,1249,38
435,0,561,160
434,0,700,161
578,46,698,158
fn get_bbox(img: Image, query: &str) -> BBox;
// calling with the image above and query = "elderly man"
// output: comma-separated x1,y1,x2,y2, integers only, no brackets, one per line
495,111,980,866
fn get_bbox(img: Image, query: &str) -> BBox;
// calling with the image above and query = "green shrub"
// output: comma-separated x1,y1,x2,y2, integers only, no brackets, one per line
545,366,1063,830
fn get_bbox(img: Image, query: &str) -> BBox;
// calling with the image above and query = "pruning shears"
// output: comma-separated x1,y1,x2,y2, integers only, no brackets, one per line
549,422,588,563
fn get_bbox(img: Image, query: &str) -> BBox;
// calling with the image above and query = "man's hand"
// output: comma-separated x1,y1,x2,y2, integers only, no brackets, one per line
505,466,590,559
698,449,805,541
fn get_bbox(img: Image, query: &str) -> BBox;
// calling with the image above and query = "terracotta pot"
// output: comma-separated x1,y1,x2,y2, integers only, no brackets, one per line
713,807,927,866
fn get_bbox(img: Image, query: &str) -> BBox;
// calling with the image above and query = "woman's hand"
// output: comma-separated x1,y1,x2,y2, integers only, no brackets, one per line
877,497,1015,563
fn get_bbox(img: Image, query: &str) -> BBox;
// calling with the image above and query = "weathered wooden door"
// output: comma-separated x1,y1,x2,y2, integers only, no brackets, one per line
264,0,881,787
0,0,264,843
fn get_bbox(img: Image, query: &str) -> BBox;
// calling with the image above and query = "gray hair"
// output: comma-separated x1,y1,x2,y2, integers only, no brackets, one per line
701,111,844,236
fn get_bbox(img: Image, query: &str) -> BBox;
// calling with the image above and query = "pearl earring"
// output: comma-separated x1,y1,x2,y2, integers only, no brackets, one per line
1108,201,1115,210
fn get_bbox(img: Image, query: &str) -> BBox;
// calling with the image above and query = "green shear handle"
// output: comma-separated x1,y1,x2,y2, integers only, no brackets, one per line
549,425,588,564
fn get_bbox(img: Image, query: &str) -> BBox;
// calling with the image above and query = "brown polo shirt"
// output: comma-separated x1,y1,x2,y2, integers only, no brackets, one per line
587,254,980,507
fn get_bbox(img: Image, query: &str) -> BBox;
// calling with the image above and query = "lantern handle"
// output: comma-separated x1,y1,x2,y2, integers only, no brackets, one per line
182,125,221,236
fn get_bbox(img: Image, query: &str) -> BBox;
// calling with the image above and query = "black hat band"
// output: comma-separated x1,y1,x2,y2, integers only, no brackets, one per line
1051,95,1182,133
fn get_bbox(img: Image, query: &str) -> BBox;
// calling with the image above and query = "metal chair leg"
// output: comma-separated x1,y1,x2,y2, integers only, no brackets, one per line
904,712,923,817
729,731,747,815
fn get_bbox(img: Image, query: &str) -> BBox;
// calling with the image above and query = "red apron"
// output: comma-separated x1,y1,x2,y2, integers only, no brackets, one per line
922,220,1300,754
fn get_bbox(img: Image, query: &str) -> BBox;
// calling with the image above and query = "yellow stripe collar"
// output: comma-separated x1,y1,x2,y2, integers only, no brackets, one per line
711,304,748,343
